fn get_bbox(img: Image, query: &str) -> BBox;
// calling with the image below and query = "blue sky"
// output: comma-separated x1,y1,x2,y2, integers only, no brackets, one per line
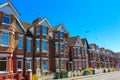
1,0,120,52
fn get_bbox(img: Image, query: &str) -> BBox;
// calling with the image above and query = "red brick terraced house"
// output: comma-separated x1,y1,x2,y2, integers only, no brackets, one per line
21,18,52,75
67,36,83,71
81,38,89,69
51,24,69,72
88,44,101,69
0,1,26,80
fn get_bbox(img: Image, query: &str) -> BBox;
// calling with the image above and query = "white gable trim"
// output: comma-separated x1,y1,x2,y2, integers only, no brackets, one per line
38,18,52,28
0,2,19,17
16,18,26,32
57,24,66,32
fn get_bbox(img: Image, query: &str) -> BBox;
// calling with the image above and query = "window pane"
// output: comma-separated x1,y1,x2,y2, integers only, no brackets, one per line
36,60,40,69
61,60,64,69
36,27,40,35
55,43,59,54
42,60,48,71
0,57,7,71
42,41,47,51
1,32,9,46
17,60,22,69
36,40,40,52
2,14,10,24
60,43,64,54
27,39,31,52
74,49,76,56
26,60,31,70
55,32,58,39
42,27,47,35
18,37,23,49
60,32,63,39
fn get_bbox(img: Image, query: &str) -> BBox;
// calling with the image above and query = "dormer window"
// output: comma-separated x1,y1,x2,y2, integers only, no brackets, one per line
42,27,47,35
2,14,10,25
60,32,63,39
36,27,40,35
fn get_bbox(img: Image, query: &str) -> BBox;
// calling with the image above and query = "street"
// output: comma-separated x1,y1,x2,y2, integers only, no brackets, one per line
74,71,120,80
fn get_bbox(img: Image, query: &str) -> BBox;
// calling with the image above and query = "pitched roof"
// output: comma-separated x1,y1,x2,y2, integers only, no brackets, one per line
81,38,90,48
53,24,67,33
66,36,79,46
20,21,32,30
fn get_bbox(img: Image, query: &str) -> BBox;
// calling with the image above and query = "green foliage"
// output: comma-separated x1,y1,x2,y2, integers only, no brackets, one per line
32,74,38,80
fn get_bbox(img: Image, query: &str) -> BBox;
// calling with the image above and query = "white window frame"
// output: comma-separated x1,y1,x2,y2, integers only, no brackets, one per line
18,34,23,49
17,58,23,70
2,14,11,25
36,39,40,52
26,58,32,70
55,32,58,39
60,42,64,54
42,27,47,35
27,38,32,52
1,31,9,47
36,27,40,35
42,39,48,52
42,59,48,72
0,57,8,73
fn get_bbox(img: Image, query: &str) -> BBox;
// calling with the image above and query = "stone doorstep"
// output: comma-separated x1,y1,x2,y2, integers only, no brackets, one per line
55,71,118,80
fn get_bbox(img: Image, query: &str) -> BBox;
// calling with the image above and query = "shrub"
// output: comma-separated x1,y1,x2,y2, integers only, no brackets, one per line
32,74,38,80
83,70,90,75
55,72,60,79
41,71,45,76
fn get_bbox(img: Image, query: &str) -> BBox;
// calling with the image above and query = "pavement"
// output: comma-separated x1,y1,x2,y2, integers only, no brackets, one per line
56,71,120,80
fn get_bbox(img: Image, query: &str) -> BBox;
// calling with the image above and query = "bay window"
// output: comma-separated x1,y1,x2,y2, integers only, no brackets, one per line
2,14,10,24
1,32,9,46
42,60,48,72
42,27,47,35
36,27,40,35
0,57,7,72
27,38,31,52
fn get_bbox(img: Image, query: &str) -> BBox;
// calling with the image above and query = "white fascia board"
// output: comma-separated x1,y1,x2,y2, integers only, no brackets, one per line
0,54,9,57
38,18,52,28
16,55,24,58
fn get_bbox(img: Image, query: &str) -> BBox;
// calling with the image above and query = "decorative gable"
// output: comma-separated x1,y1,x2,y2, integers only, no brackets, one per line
57,25,66,32
39,18,52,28
0,2,19,17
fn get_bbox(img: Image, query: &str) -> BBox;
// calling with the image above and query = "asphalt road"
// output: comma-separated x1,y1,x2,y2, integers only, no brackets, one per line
74,71,120,80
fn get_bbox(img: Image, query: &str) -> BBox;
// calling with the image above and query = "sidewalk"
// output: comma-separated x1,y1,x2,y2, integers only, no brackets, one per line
54,71,118,80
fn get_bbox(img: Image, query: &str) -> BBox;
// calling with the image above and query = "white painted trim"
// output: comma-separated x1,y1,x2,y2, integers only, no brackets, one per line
1,29,11,33
35,57,40,59
38,18,52,28
42,58,48,60
26,57,32,60
42,39,48,41
16,18,26,32
0,54,9,57
55,58,59,60
0,2,19,17
27,37,32,40
57,24,66,32
18,34,24,37
36,38,40,41
16,55,24,58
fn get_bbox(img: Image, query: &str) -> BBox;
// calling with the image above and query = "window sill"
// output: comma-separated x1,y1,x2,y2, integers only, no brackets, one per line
42,51,48,53
0,44,9,47
2,23,10,25
0,71,8,74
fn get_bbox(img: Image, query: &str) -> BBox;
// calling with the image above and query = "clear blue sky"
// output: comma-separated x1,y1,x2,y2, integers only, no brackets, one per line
1,0,120,52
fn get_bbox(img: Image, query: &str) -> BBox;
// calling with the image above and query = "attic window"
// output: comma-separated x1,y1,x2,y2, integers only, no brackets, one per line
2,14,10,25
